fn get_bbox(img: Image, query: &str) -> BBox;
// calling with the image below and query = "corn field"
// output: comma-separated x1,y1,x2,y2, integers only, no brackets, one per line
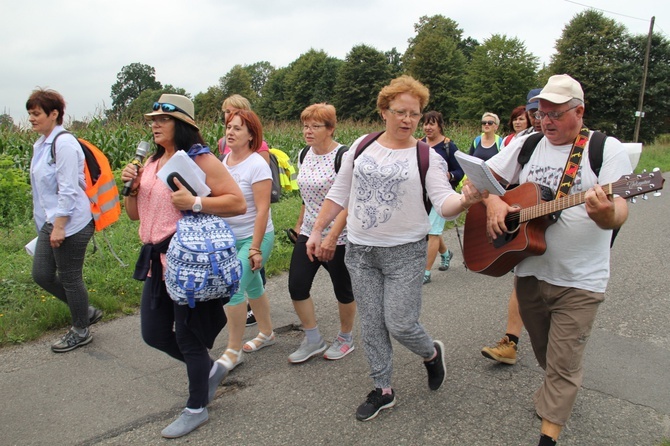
0,118,481,171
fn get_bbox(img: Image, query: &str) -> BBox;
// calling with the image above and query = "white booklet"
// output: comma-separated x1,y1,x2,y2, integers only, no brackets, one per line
454,151,506,196
156,150,211,197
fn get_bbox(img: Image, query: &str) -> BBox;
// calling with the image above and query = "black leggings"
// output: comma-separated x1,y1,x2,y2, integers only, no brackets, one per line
140,276,224,409
288,235,354,304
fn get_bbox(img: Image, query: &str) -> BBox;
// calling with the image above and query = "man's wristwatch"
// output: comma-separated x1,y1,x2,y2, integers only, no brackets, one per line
192,196,202,213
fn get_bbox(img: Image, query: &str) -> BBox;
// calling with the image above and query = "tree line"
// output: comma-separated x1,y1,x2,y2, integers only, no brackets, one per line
107,11,670,144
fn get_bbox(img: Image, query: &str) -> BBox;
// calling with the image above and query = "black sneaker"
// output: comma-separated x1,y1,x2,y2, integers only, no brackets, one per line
424,340,446,390
51,328,93,353
245,304,257,327
355,388,396,421
89,307,103,325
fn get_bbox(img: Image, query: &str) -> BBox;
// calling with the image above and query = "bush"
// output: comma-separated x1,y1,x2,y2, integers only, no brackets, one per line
0,155,32,231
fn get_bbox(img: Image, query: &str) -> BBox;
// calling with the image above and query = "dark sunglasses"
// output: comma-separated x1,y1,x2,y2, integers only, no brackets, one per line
481,120,496,126
152,102,193,119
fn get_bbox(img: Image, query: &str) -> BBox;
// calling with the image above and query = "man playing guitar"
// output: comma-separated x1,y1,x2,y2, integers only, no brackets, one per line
481,75,631,446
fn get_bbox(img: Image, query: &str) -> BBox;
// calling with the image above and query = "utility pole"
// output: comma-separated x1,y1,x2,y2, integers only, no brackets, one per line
633,16,655,143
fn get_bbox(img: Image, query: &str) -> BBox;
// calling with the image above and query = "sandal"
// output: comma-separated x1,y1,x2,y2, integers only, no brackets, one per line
243,331,276,352
216,348,244,371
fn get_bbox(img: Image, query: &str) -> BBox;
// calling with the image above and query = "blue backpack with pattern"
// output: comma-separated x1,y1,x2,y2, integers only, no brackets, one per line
164,145,243,308
166,212,242,308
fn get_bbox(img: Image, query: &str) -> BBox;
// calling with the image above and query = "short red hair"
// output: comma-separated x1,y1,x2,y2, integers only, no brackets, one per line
226,109,263,152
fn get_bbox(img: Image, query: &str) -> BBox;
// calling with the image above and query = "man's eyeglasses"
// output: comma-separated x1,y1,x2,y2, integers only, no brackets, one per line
152,102,193,119
481,120,496,126
533,105,579,121
146,116,172,126
388,108,422,120
303,124,326,131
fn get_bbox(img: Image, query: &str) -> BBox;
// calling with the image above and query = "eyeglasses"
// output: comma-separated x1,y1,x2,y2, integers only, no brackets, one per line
152,102,193,119
388,108,422,120
146,116,172,126
533,105,579,121
481,120,496,126
303,124,326,131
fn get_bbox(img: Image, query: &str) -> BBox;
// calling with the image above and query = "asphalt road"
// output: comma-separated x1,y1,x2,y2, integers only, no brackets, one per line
1,172,668,446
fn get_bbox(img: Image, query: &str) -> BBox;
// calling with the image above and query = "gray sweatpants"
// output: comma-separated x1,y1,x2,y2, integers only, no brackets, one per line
345,239,435,389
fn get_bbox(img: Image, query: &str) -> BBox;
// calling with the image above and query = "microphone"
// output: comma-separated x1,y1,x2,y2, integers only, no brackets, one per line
121,141,150,196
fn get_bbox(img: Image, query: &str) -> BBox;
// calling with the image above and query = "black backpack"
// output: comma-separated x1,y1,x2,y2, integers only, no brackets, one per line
298,144,349,173
517,131,619,246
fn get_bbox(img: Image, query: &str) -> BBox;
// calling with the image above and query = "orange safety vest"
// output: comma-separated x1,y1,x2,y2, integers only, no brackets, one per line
52,132,121,231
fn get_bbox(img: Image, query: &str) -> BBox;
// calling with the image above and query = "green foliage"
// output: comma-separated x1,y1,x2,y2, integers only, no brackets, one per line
109,63,162,119
403,15,468,122
0,113,15,130
257,67,289,119
194,85,225,122
334,44,393,121
459,34,539,126
0,155,31,230
619,33,670,143
385,48,403,78
549,10,633,138
245,61,276,100
268,49,343,121
220,64,257,103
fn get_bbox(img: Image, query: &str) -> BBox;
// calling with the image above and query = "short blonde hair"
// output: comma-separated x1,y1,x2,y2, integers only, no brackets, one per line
222,94,251,112
301,103,337,129
377,75,430,113
481,112,500,125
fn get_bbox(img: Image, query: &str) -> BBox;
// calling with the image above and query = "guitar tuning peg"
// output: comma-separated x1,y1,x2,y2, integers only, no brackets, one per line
652,167,660,173
654,191,662,197
630,197,637,204
642,194,648,200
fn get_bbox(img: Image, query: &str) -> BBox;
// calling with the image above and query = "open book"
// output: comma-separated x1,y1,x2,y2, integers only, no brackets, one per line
454,151,506,196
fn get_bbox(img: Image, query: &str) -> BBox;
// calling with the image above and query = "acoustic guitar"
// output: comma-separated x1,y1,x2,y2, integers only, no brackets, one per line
463,171,665,276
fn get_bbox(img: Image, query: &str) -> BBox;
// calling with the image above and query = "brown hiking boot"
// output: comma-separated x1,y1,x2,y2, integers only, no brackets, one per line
481,336,517,365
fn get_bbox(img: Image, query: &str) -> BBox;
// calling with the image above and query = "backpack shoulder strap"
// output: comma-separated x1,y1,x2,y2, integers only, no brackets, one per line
354,131,384,159
495,135,503,151
588,131,608,177
334,145,349,173
298,145,310,166
517,132,545,167
473,134,481,148
50,130,73,162
416,140,431,214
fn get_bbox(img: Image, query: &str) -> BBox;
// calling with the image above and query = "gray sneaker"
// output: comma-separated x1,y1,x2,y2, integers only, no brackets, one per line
161,408,209,438
323,336,355,360
288,337,327,364
51,328,92,353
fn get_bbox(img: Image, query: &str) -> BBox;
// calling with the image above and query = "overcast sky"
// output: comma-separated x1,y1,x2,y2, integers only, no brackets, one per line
1,0,666,126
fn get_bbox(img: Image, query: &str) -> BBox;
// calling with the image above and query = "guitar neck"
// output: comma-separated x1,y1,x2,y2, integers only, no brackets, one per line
520,184,612,222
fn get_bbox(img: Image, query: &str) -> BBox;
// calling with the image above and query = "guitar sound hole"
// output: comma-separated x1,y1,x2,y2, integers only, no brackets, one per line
492,214,520,249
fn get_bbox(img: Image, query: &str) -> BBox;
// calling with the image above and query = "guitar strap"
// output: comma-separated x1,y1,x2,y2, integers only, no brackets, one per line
555,127,590,199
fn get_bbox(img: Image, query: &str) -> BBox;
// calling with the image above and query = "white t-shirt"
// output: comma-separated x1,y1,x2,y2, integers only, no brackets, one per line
222,152,274,239
297,145,347,244
325,135,458,247
486,132,632,292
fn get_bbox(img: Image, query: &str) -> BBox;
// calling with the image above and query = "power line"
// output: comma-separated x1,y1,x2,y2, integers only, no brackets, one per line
564,0,649,22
